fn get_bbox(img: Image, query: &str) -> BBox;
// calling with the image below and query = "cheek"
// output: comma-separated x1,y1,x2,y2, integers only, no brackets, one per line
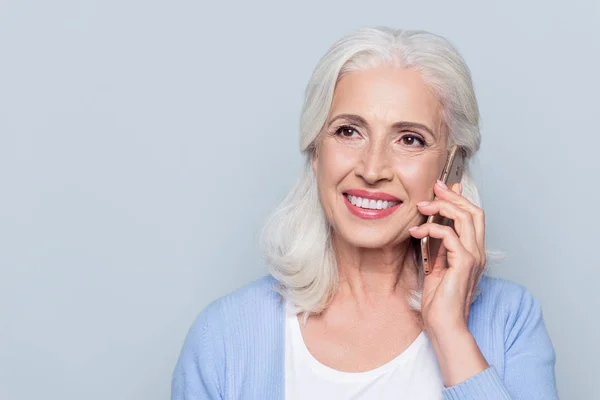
396,158,441,196
318,145,356,184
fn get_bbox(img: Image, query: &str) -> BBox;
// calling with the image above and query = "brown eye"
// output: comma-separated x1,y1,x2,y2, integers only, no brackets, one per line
335,125,360,138
400,134,426,147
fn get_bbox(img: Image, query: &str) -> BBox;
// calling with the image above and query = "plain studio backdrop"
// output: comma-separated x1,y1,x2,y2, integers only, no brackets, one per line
1,0,598,399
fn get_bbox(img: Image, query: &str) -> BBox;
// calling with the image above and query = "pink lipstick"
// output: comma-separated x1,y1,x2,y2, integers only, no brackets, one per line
343,189,402,220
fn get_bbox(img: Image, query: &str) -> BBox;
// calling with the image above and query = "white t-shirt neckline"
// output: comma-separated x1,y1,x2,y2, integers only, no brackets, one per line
285,299,428,382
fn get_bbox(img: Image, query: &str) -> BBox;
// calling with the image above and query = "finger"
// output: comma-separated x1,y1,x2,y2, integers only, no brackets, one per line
416,199,478,258
431,241,449,276
452,183,486,267
451,182,462,195
408,223,474,271
434,181,486,260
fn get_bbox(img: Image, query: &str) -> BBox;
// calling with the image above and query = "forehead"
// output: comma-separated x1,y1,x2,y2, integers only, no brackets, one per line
329,66,443,128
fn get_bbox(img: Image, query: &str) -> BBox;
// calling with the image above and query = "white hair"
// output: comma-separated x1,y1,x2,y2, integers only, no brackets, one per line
259,26,506,324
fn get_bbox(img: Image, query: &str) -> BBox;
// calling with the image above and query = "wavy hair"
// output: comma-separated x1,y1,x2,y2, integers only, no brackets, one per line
260,26,505,324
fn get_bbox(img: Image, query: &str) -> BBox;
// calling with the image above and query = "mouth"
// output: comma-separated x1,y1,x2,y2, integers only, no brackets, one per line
343,193,401,210
342,192,403,220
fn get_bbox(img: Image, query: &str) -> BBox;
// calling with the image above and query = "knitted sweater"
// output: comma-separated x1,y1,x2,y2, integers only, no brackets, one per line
171,274,558,399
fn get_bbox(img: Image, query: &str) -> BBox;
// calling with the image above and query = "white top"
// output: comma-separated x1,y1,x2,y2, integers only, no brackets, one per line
284,300,445,400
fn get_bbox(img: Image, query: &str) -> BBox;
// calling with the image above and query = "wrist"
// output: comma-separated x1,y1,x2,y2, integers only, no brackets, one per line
426,328,489,387
426,323,470,347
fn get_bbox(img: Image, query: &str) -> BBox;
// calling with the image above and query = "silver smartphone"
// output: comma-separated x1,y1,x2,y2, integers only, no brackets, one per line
420,145,466,275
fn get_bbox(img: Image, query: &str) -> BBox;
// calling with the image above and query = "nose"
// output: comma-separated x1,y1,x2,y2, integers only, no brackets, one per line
354,139,394,185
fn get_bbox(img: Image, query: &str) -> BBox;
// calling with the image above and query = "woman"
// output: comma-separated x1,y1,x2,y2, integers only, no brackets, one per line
171,26,558,399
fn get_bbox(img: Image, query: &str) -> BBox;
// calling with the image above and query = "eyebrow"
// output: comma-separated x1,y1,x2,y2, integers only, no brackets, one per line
327,113,437,137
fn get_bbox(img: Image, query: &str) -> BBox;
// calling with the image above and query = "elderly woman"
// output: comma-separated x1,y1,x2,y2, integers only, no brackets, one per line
171,26,557,399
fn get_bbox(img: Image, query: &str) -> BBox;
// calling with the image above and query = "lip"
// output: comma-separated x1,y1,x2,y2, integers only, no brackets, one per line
342,193,402,220
344,189,401,202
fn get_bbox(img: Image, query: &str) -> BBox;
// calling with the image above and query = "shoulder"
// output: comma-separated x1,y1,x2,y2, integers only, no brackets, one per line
474,274,548,342
477,274,530,303
186,274,283,347
192,274,282,329
172,275,281,397
477,274,540,309
173,275,283,376
476,274,541,316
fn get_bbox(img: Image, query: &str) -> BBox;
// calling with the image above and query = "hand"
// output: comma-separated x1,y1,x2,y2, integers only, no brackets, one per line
407,179,489,386
408,179,486,332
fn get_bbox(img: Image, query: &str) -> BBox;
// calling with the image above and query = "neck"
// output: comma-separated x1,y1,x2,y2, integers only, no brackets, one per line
332,233,420,304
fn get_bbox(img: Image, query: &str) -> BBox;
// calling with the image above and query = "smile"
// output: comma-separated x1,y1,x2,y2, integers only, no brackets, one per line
344,194,400,210
342,193,402,220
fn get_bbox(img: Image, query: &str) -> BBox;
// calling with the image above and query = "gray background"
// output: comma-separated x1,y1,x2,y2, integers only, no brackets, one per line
1,0,598,399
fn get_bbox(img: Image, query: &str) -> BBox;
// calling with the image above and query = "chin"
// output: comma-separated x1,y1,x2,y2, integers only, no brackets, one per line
333,223,405,249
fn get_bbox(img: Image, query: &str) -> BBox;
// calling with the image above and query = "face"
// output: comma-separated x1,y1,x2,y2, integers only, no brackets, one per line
312,65,449,249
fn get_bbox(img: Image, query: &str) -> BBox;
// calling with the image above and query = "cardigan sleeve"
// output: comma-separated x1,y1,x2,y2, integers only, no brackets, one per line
171,301,224,400
442,287,558,400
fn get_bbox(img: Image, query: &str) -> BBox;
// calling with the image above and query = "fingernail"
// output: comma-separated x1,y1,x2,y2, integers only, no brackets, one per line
408,226,419,231
458,183,463,194
436,180,448,189
417,201,430,206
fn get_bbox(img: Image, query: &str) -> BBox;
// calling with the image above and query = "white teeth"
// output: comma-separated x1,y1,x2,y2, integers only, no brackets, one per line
346,194,400,210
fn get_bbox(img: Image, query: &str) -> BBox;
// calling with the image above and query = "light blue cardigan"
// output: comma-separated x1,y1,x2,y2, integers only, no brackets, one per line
171,274,558,399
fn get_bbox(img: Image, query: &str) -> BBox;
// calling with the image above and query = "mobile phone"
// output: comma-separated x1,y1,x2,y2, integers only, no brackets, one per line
420,145,466,275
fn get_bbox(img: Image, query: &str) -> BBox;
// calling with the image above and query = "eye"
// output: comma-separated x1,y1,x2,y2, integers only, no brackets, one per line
400,133,426,148
334,125,361,139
